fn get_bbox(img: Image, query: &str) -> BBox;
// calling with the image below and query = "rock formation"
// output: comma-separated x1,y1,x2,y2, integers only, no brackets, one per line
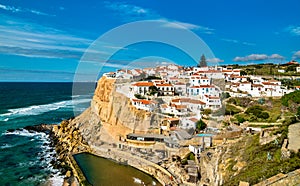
71,76,163,145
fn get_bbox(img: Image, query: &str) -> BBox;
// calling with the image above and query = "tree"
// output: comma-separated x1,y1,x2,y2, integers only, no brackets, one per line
196,119,207,131
198,54,207,67
149,86,158,95
202,108,212,116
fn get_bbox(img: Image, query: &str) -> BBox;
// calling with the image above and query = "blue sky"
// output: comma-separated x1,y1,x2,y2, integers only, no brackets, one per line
0,0,300,81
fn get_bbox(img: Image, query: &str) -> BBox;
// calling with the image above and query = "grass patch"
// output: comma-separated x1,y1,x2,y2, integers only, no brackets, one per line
223,131,300,185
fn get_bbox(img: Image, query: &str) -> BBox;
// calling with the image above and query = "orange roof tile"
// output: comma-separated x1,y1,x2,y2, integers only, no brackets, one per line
189,99,206,105
190,85,214,88
204,95,220,99
189,118,198,123
132,99,153,105
161,104,168,108
156,84,173,87
132,82,154,87
175,105,187,109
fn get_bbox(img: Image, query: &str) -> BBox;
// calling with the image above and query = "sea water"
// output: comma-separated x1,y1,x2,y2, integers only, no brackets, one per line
0,82,94,185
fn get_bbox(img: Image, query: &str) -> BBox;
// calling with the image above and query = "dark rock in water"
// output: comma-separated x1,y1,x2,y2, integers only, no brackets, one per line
24,124,53,132
5,182,10,186
6,129,15,133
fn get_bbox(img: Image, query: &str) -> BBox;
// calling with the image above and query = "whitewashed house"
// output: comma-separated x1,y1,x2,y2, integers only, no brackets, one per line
188,85,219,97
238,81,252,92
131,99,155,111
190,76,210,86
156,83,174,96
103,72,116,78
130,82,154,96
174,82,187,96
203,95,221,110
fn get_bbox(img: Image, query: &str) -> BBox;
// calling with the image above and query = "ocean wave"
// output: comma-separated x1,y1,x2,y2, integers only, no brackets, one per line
0,143,14,149
0,98,91,121
3,128,47,138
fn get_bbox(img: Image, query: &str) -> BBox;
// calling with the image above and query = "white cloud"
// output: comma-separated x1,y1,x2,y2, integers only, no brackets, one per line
234,54,268,62
0,16,94,59
222,38,255,46
234,54,287,62
0,3,52,16
207,57,224,63
242,42,256,46
292,50,300,59
103,1,160,22
0,4,20,12
162,20,214,33
269,54,284,59
103,1,213,32
286,25,300,36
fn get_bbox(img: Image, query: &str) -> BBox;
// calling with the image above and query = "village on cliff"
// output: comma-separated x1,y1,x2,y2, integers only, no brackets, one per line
92,59,300,185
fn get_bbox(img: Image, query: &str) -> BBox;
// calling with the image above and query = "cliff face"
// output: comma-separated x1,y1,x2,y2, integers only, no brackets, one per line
71,76,162,146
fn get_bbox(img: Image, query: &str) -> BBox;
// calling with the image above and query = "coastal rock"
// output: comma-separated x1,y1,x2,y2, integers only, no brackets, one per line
71,76,163,145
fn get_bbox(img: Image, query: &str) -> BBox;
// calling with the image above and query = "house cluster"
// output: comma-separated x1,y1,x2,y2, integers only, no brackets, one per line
225,74,293,97
104,63,296,131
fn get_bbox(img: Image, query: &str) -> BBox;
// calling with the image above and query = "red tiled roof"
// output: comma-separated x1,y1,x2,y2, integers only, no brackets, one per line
156,84,173,87
204,95,220,99
161,104,168,108
172,98,190,103
222,70,232,72
132,82,154,87
189,99,206,105
252,84,263,87
166,118,180,121
175,105,187,109
262,82,278,86
189,118,198,123
132,99,153,105
190,85,214,88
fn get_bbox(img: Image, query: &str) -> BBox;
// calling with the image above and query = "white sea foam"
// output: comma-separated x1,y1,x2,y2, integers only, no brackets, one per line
47,174,64,186
0,143,13,149
4,129,42,137
0,98,91,121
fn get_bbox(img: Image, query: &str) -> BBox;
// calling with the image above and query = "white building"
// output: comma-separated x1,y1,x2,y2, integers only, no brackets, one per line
131,99,155,111
174,82,187,96
130,82,154,95
190,76,210,86
203,95,221,110
188,85,219,97
103,72,116,78
156,83,174,96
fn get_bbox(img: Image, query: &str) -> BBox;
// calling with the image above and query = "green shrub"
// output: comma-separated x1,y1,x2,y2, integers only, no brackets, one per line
134,94,146,99
258,112,270,119
202,109,212,115
281,90,300,107
196,119,207,131
225,104,242,115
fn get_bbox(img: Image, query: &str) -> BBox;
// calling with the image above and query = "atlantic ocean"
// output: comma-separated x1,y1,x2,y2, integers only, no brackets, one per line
0,82,94,185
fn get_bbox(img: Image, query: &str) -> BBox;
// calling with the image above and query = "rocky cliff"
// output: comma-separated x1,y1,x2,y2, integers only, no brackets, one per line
71,76,162,146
